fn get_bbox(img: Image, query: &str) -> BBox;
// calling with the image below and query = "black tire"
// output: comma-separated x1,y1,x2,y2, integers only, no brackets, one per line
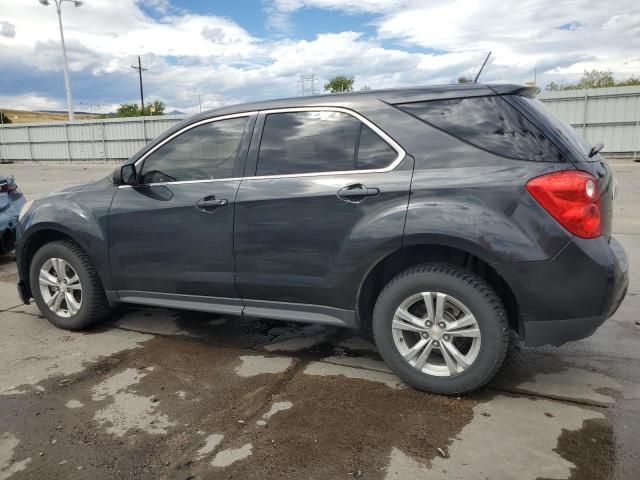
29,240,111,330
372,263,509,395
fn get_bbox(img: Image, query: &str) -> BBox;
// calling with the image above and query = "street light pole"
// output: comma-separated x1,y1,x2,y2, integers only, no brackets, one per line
39,0,83,122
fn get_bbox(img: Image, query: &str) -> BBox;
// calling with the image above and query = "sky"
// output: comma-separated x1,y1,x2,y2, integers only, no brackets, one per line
0,0,639,114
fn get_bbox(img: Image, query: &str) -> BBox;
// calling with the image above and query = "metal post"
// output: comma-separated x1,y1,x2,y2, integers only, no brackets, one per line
26,126,34,161
64,122,71,161
56,2,75,121
582,89,588,136
101,120,107,160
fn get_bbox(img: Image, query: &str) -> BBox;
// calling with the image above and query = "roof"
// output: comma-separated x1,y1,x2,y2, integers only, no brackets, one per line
191,83,534,122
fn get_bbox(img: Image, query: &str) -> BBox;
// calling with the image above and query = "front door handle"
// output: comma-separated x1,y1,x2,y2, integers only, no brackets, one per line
337,184,380,202
196,196,228,212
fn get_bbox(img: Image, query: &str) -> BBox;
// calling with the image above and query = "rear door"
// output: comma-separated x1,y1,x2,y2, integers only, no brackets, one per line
109,114,254,310
234,108,413,322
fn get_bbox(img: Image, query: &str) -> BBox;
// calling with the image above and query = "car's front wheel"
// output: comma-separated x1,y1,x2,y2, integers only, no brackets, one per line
29,239,111,330
372,263,509,395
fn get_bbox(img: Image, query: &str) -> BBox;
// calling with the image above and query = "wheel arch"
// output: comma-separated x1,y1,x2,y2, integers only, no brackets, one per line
18,224,110,300
356,241,521,336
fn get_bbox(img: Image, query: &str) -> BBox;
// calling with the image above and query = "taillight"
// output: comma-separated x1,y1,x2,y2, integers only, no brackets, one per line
526,170,602,239
0,182,16,193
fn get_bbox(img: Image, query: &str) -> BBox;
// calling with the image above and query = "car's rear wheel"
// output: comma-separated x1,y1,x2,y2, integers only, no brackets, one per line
29,240,111,330
372,263,509,395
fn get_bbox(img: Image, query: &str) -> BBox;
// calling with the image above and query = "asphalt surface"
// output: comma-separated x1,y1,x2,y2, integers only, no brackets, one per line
0,161,639,479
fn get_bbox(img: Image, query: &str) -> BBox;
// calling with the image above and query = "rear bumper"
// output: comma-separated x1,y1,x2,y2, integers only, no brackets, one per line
496,235,628,346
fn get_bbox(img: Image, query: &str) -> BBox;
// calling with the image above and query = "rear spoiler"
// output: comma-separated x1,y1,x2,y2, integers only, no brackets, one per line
488,84,540,98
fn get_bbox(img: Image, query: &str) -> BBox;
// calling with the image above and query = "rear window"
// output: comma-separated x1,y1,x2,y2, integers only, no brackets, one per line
397,96,564,162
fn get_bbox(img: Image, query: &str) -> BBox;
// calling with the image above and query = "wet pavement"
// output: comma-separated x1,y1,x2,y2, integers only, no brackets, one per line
0,161,639,479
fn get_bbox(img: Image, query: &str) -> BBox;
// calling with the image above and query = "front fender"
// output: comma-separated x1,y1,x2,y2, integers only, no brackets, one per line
16,178,116,292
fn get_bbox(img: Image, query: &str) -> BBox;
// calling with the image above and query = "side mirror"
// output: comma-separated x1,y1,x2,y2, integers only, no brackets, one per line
114,163,138,186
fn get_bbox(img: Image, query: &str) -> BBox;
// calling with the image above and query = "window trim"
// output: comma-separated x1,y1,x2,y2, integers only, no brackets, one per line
119,107,405,189
248,106,405,180
128,112,257,187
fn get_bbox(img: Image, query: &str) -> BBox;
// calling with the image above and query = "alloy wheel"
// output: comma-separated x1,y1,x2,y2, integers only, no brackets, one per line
391,292,481,377
38,258,82,318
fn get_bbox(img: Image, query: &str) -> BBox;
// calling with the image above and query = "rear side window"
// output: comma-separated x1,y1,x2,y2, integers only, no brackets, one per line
398,96,563,162
256,110,399,176
257,111,360,176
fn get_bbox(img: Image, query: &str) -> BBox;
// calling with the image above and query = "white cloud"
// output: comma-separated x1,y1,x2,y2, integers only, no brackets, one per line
0,0,639,114
0,93,64,111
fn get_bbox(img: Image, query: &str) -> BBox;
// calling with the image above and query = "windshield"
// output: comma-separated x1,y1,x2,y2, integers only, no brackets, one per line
515,96,596,162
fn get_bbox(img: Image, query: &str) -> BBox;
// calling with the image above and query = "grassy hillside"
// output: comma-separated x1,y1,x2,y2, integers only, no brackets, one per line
0,109,102,124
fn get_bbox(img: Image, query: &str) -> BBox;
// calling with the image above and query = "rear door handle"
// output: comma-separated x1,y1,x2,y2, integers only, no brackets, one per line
337,184,380,202
196,196,228,212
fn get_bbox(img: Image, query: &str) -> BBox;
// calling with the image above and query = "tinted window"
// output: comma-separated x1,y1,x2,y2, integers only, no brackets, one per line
140,117,248,183
356,125,397,169
398,96,563,162
515,96,594,162
257,111,360,176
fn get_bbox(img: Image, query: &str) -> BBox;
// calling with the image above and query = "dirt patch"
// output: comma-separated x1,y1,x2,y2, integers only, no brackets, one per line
540,418,615,480
0,335,297,480
202,371,476,480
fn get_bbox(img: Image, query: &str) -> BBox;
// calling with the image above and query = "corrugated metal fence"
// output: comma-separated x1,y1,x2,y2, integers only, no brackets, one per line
0,115,185,163
537,85,640,158
1,85,639,162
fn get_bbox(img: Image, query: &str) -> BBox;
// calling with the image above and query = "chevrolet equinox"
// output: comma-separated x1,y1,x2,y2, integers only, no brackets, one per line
16,84,628,394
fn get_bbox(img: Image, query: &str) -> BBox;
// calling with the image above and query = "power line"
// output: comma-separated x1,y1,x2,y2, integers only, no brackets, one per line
131,55,147,111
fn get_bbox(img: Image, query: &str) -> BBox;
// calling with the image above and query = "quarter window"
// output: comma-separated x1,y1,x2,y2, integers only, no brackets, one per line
140,117,248,184
356,125,398,169
398,96,563,162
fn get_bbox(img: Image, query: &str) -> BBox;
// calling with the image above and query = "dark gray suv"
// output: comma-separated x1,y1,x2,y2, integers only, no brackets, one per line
16,84,628,394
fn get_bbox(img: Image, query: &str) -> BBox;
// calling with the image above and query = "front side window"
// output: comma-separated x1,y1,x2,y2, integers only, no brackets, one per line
398,96,564,162
140,117,248,183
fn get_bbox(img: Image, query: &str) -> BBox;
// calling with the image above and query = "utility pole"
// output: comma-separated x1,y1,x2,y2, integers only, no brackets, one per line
131,56,147,112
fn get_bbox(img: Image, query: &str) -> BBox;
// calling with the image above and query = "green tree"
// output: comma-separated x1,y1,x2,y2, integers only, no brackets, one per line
616,75,640,87
116,103,142,117
575,70,615,89
0,111,11,124
146,99,166,116
324,75,354,93
457,75,473,84
116,100,166,117
545,70,639,91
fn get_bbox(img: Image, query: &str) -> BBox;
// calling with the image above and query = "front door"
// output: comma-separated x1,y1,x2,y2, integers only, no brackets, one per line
109,115,254,312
